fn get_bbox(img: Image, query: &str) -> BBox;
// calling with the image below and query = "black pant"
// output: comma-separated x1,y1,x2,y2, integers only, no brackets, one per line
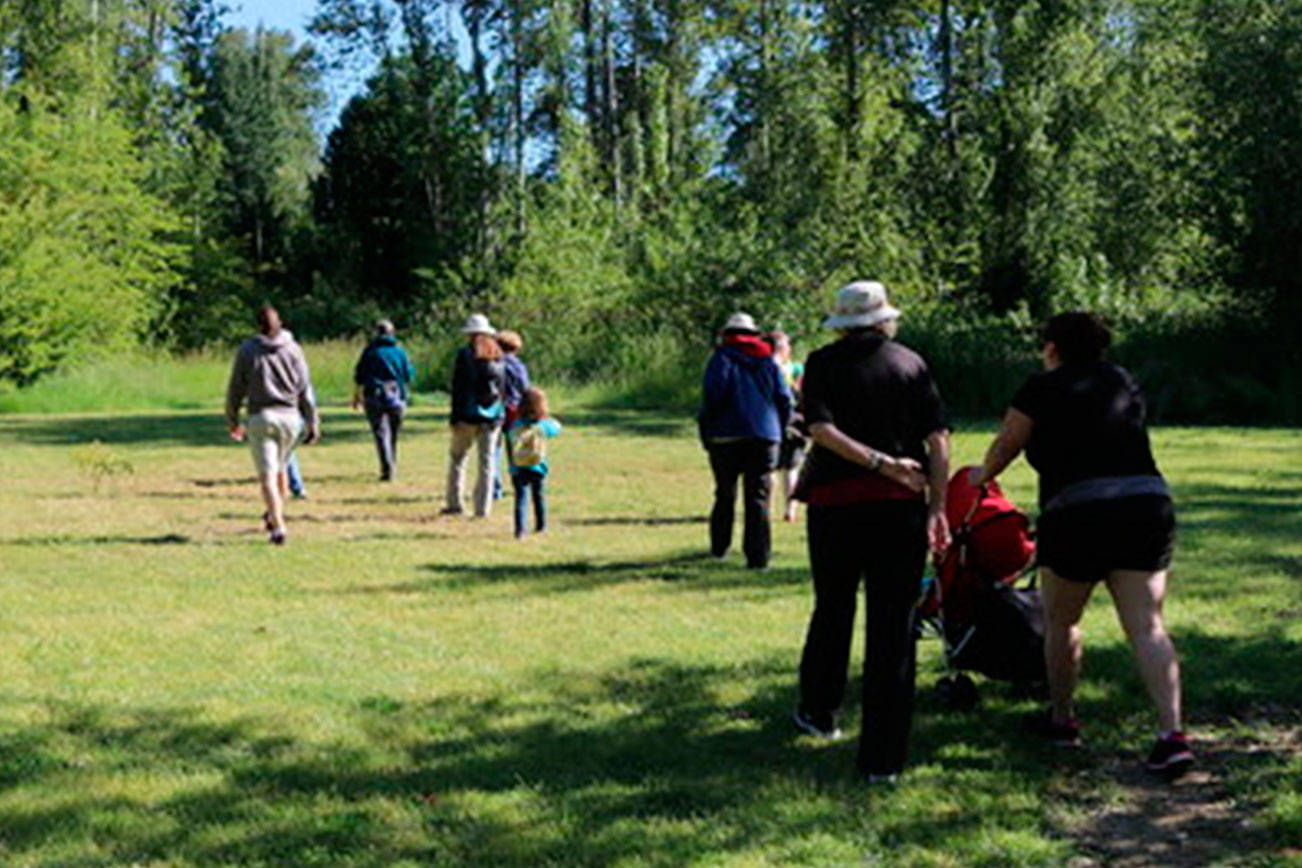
707,439,778,568
366,403,405,479
798,499,927,776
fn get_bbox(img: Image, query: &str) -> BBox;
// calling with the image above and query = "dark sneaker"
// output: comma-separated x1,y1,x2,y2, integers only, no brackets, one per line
262,511,274,531
439,507,464,516
1145,732,1195,777
269,530,287,546
793,707,843,740
1023,710,1082,747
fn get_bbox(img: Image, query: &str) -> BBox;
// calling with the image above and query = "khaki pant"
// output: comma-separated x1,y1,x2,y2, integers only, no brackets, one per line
446,422,500,516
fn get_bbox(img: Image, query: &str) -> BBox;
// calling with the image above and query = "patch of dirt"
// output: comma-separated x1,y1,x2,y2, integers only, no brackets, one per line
1063,724,1300,868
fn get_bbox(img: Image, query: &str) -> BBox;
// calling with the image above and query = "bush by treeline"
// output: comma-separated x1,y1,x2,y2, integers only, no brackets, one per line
2,1,1300,423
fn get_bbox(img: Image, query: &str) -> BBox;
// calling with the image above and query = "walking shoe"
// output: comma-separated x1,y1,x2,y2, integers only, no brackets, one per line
269,529,287,546
1022,710,1082,747
792,707,843,740
1145,732,1195,777
262,511,274,531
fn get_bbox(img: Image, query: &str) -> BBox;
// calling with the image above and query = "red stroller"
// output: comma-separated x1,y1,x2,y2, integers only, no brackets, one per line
916,466,1046,709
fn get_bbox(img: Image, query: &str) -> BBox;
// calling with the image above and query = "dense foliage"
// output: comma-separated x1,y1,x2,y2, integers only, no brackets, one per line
2,0,1301,419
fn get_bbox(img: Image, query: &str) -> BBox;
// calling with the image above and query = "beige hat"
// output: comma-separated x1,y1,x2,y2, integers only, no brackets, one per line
823,281,900,330
461,313,497,335
722,312,760,334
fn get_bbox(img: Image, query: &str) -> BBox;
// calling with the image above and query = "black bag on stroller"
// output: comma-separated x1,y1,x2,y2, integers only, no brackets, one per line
917,467,1047,708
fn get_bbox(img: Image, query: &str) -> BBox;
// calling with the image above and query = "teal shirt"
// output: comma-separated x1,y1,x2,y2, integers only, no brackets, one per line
507,417,562,475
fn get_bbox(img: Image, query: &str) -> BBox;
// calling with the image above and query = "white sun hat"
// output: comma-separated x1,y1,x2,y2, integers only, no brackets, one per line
822,281,901,330
461,313,497,335
721,312,760,334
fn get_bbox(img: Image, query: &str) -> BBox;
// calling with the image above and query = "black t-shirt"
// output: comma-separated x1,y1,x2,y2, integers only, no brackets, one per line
1011,360,1161,507
800,333,948,487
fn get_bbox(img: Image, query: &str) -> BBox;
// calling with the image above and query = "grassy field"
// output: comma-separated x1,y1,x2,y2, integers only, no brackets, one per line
0,395,1299,867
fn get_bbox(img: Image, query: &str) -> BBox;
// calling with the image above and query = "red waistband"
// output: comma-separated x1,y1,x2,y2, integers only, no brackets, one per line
805,474,922,507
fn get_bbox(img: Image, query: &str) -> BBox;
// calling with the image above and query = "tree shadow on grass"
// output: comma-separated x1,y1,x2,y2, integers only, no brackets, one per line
565,515,707,527
1,533,193,547
559,409,692,439
0,410,374,448
1,630,1295,866
328,553,808,597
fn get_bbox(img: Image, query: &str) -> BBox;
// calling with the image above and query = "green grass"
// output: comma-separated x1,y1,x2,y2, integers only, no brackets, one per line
0,399,1298,867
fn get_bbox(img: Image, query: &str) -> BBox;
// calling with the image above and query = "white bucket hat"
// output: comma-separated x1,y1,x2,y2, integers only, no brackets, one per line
822,281,901,330
721,312,760,334
461,313,497,336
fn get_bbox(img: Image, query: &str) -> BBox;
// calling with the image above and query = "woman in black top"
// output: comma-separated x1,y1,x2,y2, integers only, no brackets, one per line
971,312,1193,776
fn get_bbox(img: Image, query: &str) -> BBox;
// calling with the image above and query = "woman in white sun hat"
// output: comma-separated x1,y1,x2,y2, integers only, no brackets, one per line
444,313,506,517
792,281,951,783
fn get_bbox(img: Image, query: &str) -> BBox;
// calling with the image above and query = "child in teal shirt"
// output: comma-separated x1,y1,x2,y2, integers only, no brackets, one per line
507,387,562,538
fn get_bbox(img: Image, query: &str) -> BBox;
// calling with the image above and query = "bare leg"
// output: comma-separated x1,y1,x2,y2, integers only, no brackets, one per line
260,471,285,533
1041,566,1094,723
783,466,800,522
1105,569,1182,732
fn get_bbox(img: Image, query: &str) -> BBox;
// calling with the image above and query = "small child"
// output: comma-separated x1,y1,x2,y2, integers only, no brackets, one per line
507,387,561,539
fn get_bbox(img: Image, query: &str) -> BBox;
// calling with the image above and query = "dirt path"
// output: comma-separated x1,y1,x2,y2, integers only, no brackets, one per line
1062,725,1300,868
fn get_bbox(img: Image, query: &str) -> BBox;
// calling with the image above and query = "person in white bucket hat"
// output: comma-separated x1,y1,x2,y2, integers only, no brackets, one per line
791,280,951,783
444,313,506,517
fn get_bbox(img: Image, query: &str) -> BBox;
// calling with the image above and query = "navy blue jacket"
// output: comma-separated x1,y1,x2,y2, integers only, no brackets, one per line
354,336,415,401
698,343,792,444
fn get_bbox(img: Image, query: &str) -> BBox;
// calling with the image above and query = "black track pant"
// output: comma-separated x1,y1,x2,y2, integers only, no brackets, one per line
798,499,927,776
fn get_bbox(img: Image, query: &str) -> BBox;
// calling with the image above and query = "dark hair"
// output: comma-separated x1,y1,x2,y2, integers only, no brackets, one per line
1039,312,1111,364
521,387,549,420
256,304,281,336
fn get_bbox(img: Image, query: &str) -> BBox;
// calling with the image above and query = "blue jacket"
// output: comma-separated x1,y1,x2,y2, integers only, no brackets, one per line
502,354,531,409
698,343,792,444
354,336,415,401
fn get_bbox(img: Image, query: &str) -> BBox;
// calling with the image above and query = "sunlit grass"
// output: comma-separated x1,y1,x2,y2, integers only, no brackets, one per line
0,399,1297,866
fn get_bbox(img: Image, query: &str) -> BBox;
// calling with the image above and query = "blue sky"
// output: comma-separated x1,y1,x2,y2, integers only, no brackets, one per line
224,0,367,131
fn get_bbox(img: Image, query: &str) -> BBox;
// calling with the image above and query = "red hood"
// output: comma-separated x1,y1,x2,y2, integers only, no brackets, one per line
722,333,773,359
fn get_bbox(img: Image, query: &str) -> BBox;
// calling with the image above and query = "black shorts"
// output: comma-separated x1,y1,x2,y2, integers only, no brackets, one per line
1036,494,1175,584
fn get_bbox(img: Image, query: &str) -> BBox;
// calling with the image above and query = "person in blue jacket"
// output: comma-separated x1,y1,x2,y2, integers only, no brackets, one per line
352,319,415,481
698,312,793,569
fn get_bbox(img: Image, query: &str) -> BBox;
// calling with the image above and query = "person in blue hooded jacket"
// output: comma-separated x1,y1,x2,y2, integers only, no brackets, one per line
352,319,415,481
698,312,793,569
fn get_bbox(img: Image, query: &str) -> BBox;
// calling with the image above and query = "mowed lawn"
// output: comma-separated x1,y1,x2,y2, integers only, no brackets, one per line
0,400,1298,868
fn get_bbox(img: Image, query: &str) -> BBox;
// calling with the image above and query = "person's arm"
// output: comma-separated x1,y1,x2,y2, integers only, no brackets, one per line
925,429,951,555
809,422,926,492
297,355,321,444
969,408,1033,486
225,346,248,438
772,362,793,434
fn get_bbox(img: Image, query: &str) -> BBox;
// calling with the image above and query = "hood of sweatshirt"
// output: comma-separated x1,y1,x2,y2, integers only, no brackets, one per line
255,329,294,350
719,334,774,365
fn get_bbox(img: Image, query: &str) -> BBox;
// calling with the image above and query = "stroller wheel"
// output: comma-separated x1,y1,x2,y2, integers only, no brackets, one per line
938,674,979,711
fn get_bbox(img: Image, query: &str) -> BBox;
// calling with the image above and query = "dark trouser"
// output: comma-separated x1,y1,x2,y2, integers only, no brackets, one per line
707,439,779,568
365,403,404,479
512,468,547,536
799,499,927,776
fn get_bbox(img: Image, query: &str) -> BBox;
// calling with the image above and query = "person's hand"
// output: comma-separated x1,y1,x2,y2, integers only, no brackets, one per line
303,426,320,446
927,508,951,556
880,456,926,492
967,465,988,487
228,424,245,442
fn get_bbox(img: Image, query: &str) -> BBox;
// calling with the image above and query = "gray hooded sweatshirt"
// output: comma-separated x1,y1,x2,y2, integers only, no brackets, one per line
225,329,318,434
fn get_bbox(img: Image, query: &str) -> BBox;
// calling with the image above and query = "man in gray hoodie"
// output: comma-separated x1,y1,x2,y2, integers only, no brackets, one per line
225,305,320,544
